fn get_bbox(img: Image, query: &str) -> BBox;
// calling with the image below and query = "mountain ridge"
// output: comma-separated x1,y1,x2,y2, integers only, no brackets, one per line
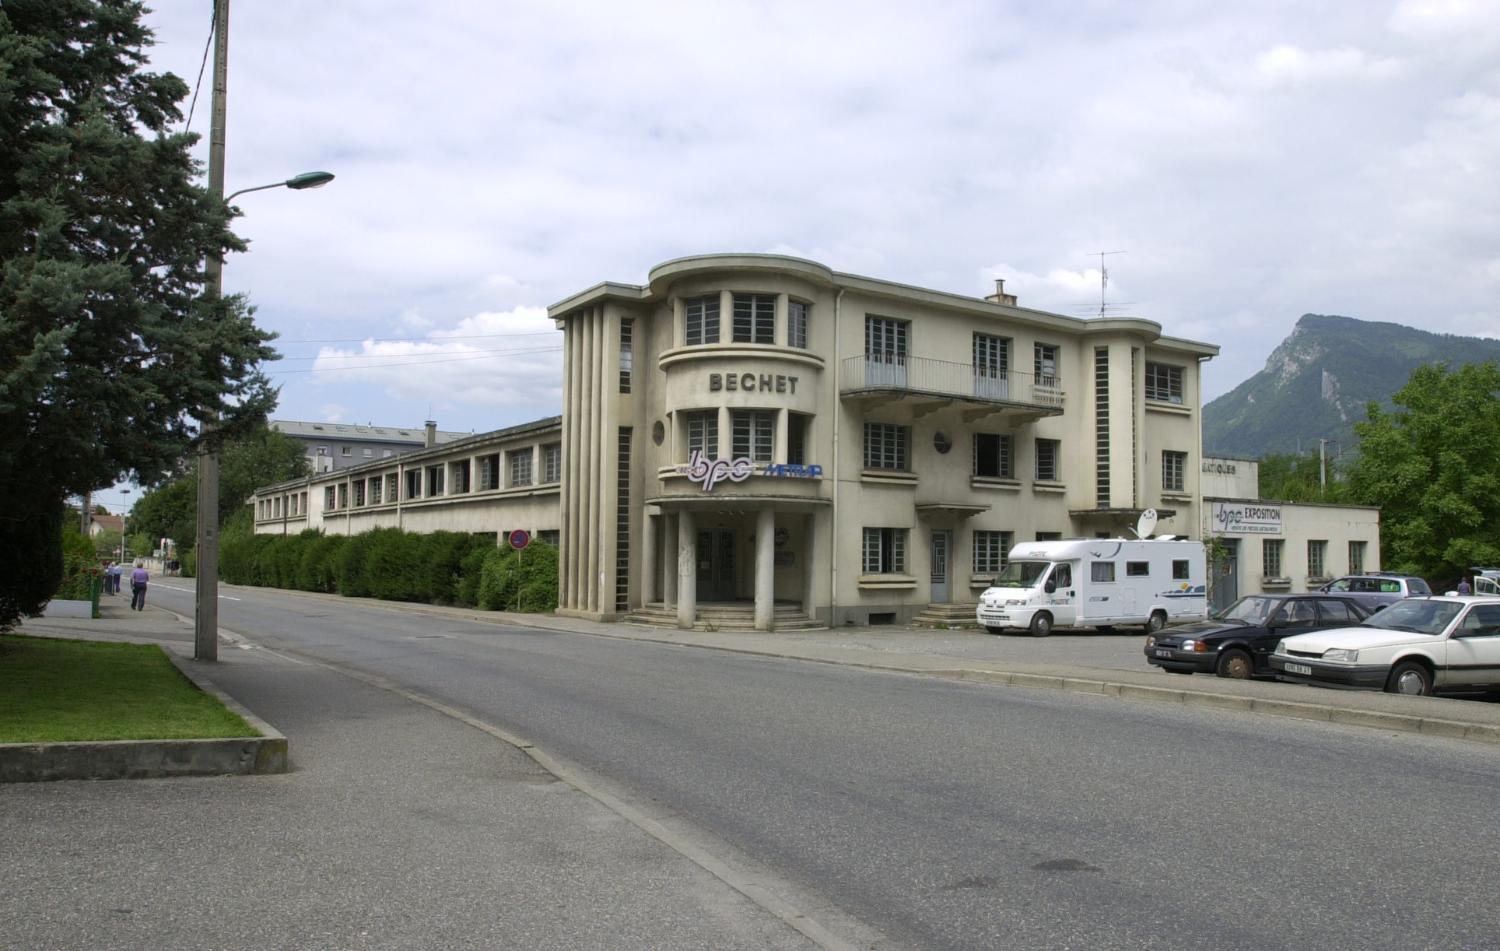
1203,314,1500,457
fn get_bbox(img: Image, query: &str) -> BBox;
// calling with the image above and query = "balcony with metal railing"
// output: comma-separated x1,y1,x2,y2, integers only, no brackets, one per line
840,354,1065,420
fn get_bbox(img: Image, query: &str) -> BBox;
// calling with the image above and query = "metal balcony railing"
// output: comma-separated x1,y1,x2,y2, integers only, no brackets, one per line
841,354,1064,409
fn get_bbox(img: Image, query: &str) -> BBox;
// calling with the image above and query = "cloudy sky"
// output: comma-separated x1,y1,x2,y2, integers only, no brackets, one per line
129,0,1498,461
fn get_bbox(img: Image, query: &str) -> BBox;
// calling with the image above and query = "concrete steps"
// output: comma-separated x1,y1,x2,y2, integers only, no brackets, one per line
911,602,980,630
625,602,825,632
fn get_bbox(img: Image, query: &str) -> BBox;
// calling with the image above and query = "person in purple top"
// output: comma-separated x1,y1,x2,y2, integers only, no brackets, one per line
129,561,150,611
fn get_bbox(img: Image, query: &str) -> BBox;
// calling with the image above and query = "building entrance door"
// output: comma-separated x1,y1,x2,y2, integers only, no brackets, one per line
1211,538,1239,614
930,530,951,603
697,529,737,601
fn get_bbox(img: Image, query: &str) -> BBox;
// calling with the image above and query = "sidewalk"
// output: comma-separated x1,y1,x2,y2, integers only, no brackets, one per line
3,603,816,950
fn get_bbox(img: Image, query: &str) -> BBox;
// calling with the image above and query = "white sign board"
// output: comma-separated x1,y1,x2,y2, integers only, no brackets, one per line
1211,501,1283,535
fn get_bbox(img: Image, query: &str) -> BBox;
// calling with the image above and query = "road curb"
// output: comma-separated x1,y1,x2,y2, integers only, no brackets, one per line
0,647,288,784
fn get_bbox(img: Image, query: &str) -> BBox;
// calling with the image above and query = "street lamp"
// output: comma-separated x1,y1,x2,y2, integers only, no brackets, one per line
194,170,333,662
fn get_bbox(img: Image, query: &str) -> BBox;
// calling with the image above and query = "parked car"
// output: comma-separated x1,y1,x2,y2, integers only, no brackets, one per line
1269,596,1500,695
1318,573,1431,609
1144,594,1372,679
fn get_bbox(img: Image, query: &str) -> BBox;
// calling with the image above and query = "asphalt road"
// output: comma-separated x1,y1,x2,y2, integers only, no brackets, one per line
151,582,1500,951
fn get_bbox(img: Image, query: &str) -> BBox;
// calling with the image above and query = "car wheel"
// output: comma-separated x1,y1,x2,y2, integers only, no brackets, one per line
1029,612,1053,637
1215,648,1254,680
1386,661,1434,696
985,626,1005,636
1144,611,1167,634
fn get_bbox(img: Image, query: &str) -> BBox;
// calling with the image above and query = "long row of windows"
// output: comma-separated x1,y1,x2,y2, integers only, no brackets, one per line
684,293,811,349
1261,539,1368,578
859,529,1078,576
320,444,561,511
257,491,309,520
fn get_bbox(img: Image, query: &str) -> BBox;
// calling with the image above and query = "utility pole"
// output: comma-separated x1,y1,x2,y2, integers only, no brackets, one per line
1318,438,1329,494
195,0,229,662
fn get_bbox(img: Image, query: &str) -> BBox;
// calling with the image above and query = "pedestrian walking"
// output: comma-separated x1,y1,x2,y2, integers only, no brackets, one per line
109,561,122,595
129,560,150,610
1457,575,1473,596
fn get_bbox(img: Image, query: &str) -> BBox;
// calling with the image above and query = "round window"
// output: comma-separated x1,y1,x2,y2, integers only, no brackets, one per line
933,432,952,454
652,421,665,446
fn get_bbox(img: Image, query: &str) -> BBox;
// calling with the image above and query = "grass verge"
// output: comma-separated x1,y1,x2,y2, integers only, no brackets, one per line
0,635,255,742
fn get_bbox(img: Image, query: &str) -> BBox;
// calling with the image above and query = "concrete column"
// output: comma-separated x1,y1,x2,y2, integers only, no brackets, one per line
663,513,679,608
775,292,788,346
774,408,789,464
580,312,596,612
754,507,776,631
677,510,696,629
672,296,685,348
641,510,658,605
719,289,733,343
803,512,818,618
718,405,731,459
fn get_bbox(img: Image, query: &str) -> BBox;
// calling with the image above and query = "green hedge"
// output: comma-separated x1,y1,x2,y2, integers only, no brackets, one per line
219,522,556,613
54,529,103,601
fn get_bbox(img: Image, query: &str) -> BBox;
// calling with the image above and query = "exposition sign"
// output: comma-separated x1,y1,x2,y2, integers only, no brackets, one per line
1210,501,1282,535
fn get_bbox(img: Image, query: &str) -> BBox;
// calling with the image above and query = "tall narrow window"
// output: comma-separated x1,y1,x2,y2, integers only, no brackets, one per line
1094,346,1110,506
425,465,445,497
685,295,720,346
731,410,774,462
1036,438,1060,482
1348,540,1367,574
863,423,908,471
616,428,632,612
973,333,1010,399
326,486,337,509
787,413,809,466
619,318,633,393
450,459,471,493
973,433,1014,479
509,447,533,487
865,316,908,365
686,411,718,459
369,476,382,505
1034,343,1058,386
862,528,908,574
1263,539,1284,577
1162,450,1187,492
732,293,775,344
788,300,809,349
1308,540,1328,578
353,480,365,506
542,443,562,483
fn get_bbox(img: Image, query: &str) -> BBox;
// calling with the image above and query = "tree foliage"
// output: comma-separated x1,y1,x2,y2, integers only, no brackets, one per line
0,1,278,625
1257,450,1350,503
1345,362,1500,581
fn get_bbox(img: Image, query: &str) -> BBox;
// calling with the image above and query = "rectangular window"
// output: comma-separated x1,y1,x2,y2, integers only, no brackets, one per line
542,443,562,483
316,446,329,456
619,318,633,393
1034,343,1059,386
425,465,445,496
973,530,1013,574
341,446,352,457
382,449,393,458
788,300,808,348
385,474,398,503
1162,450,1187,492
686,411,718,459
450,459,471,494
685,295,720,346
363,448,373,457
1145,362,1184,404
1173,559,1190,580
1037,531,1062,541
972,433,1014,479
1126,561,1149,577
1035,438,1060,482
369,476,382,505
353,480,365,506
731,410,774,462
1348,540,1367,574
865,316,908,364
477,453,500,491
509,447,534,487
337,483,348,507
973,333,1009,384
1264,539,1284,577
732,293,776,344
863,423,909,471
862,527,908,574
1091,561,1116,582
1308,539,1328,578
539,530,560,547
406,468,422,499
787,413,808,466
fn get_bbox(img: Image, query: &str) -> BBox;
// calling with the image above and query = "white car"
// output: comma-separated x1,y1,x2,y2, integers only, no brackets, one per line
1269,596,1500,696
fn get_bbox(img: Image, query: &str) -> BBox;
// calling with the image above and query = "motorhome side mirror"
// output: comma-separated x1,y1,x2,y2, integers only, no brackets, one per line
1044,580,1056,594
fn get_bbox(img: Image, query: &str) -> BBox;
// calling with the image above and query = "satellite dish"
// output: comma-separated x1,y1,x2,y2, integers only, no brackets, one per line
1134,509,1159,539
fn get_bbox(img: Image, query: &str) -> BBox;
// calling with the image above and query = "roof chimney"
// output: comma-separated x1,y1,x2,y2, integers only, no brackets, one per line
985,278,1017,307
424,420,437,448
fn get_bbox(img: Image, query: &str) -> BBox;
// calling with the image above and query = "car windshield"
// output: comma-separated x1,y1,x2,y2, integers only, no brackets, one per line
1359,599,1462,635
994,560,1050,587
1213,596,1277,624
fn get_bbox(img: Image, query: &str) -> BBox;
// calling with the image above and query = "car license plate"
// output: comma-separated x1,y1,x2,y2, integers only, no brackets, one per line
1284,662,1312,676
1154,649,1172,658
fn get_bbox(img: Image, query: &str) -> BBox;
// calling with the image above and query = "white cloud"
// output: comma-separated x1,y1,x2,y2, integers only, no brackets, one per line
1389,0,1500,37
1252,44,1403,86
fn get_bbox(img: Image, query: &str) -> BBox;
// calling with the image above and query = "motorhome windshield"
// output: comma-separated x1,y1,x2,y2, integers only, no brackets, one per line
994,561,1050,587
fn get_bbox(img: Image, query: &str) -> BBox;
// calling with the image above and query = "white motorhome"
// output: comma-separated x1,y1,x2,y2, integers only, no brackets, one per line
975,537,1208,636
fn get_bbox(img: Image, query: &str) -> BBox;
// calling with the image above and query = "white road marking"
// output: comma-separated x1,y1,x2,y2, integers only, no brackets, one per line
155,582,240,601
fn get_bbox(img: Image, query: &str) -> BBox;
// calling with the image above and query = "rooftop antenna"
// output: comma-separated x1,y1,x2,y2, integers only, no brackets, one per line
1090,250,1126,318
